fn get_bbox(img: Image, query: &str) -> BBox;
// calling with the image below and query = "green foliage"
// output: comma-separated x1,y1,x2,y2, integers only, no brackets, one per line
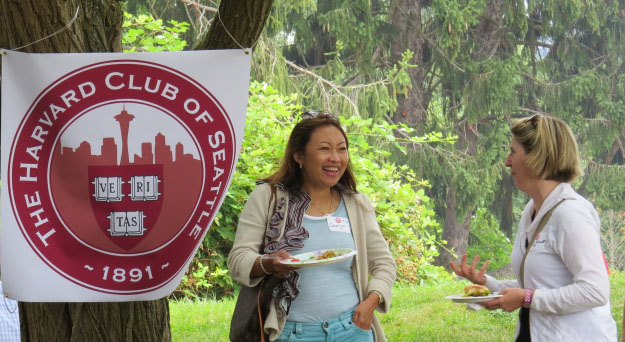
431,0,485,61
466,207,512,272
254,0,415,121
341,115,452,283
123,0,207,47
122,12,189,52
585,164,625,211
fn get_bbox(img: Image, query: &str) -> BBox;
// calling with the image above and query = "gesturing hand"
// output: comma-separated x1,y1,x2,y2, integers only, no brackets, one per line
449,254,488,285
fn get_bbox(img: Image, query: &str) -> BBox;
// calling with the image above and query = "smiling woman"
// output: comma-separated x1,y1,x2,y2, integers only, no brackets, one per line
293,124,348,215
227,111,396,342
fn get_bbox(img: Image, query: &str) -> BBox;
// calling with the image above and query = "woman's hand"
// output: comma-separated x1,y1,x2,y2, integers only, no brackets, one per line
481,288,525,312
449,254,488,285
352,294,377,330
264,250,300,278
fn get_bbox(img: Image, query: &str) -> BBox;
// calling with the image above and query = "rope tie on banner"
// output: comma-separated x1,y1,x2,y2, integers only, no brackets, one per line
1,5,80,55
216,8,258,55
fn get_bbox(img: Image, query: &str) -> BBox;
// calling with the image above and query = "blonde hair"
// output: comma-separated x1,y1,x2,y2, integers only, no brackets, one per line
510,115,582,182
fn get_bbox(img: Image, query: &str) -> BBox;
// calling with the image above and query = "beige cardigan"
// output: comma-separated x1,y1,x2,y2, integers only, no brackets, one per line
228,183,396,341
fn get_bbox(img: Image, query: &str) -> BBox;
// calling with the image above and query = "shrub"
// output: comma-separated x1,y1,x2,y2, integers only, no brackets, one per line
466,207,512,272
122,12,189,52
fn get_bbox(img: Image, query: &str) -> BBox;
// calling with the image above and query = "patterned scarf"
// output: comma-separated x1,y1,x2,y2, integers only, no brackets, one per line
260,182,310,317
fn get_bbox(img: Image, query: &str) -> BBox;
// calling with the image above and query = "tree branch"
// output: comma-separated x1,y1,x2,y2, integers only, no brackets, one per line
178,0,218,14
284,59,360,116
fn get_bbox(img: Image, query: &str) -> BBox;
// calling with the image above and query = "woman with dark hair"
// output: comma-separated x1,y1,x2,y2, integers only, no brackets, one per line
228,111,396,341
451,115,617,341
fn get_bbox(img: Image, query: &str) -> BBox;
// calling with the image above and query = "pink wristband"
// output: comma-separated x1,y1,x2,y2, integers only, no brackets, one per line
523,289,533,308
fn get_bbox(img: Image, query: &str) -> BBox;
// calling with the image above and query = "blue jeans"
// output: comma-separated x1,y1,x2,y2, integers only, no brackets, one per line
275,306,374,342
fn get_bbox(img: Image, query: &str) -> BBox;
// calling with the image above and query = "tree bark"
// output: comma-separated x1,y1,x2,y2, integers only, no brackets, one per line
195,0,274,51
19,301,171,342
436,183,472,266
389,0,428,127
1,0,274,340
0,0,122,53
436,120,478,266
498,171,514,239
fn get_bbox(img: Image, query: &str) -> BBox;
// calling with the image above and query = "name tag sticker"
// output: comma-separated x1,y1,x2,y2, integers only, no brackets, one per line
327,216,351,234
532,233,547,250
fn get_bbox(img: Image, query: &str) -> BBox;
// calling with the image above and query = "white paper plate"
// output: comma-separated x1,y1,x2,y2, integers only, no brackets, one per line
445,293,502,303
279,248,357,268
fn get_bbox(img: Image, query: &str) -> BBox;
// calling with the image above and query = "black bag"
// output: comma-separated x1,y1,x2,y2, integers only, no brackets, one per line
229,275,282,342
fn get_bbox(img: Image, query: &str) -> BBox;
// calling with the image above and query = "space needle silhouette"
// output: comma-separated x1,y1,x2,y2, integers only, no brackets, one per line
114,105,135,165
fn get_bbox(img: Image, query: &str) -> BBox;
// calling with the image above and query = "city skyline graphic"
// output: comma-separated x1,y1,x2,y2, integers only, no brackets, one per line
59,103,200,164
49,105,204,254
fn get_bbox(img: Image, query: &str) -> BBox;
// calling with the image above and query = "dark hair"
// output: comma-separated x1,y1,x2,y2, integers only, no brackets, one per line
263,112,357,193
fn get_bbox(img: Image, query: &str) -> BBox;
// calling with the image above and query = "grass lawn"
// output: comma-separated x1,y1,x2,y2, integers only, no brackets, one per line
171,272,624,341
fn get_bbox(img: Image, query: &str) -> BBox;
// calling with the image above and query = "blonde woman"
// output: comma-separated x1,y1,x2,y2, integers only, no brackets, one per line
451,115,617,341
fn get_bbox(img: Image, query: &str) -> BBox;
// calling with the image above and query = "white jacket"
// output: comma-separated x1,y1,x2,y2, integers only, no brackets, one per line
484,182,617,341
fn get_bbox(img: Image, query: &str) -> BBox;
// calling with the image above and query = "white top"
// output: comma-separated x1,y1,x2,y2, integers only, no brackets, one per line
484,182,617,341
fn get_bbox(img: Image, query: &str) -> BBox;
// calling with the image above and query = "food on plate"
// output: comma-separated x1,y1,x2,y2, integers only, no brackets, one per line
315,250,340,260
463,284,490,297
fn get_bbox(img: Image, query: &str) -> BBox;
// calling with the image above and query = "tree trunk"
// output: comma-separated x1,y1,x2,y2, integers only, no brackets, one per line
435,117,478,267
1,0,273,340
0,0,122,53
389,0,428,126
436,183,472,266
195,0,274,51
499,172,515,239
19,301,171,342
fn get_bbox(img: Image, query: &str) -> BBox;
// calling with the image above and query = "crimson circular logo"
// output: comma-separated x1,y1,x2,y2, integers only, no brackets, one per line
7,60,235,294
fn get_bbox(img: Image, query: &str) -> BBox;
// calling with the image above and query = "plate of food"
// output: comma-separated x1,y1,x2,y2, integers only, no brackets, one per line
446,284,502,303
279,248,357,268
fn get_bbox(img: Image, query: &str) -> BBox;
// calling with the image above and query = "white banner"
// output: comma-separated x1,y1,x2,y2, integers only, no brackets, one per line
1,50,250,301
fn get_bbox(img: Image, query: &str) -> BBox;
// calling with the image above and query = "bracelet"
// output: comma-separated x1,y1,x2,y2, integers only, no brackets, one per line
370,290,384,305
259,255,271,275
523,288,533,308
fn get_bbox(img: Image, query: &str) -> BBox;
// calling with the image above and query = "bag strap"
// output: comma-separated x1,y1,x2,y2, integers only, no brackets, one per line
257,278,266,342
520,199,564,288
